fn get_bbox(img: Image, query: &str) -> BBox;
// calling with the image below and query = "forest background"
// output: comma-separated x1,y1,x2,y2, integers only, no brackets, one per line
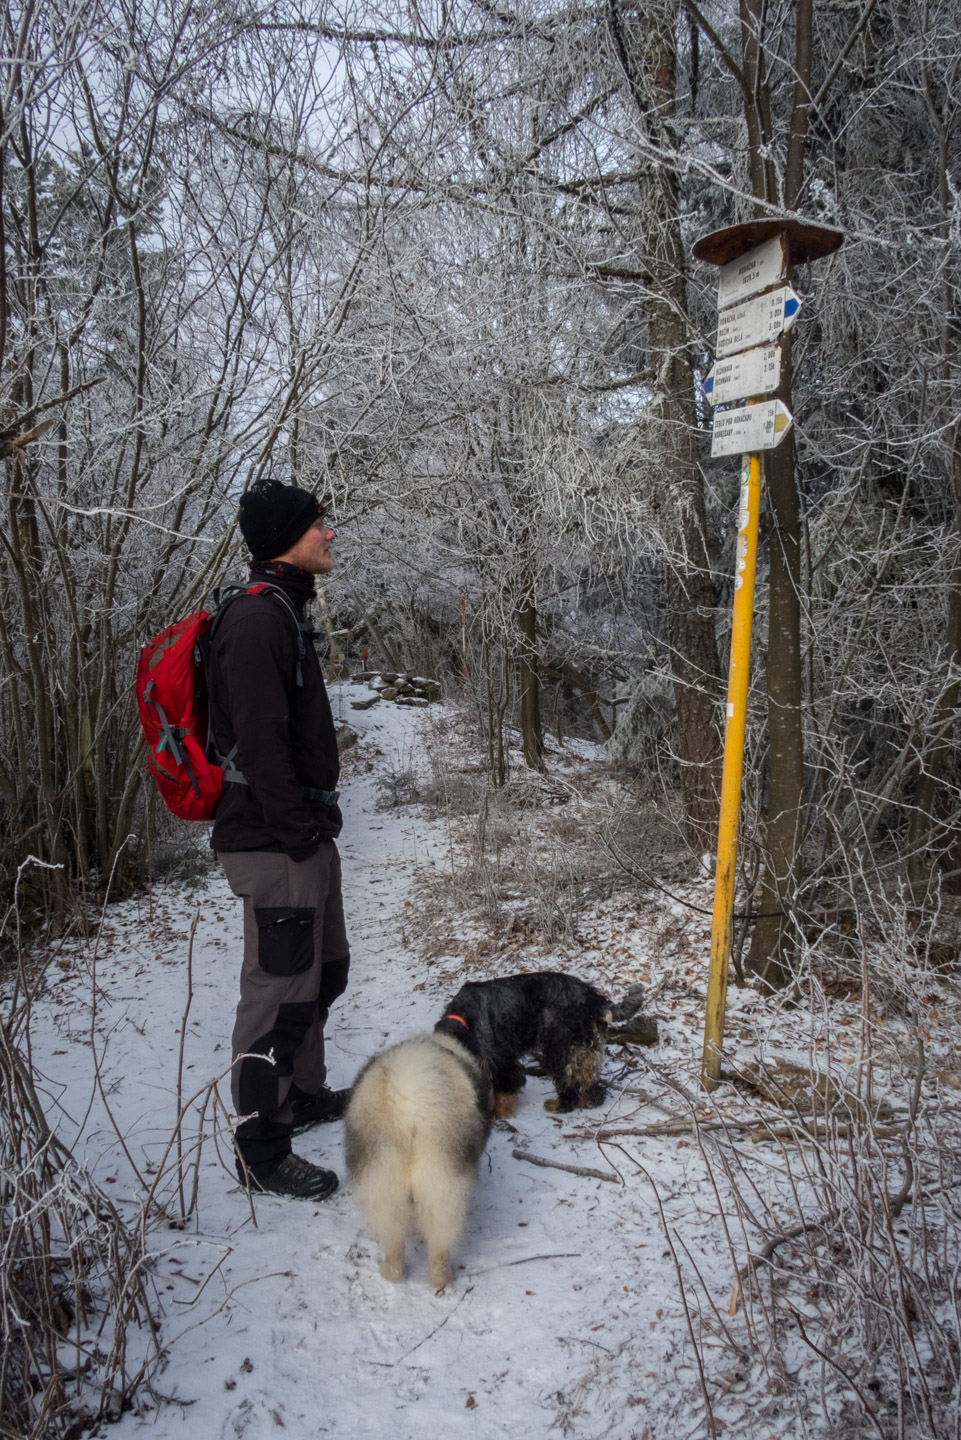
3,3,961,1437
4,0,961,985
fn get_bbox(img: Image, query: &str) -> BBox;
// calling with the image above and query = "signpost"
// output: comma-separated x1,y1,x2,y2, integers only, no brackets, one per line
710,398,793,458
703,345,782,408
715,286,801,360
716,231,787,309
693,219,844,1092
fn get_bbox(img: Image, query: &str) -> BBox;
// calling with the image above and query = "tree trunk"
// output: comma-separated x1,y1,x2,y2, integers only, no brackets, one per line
742,0,812,984
612,0,722,844
517,593,545,771
904,83,961,900
746,342,804,984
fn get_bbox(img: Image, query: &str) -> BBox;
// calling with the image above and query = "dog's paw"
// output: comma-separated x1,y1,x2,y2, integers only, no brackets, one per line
428,1255,454,1290
492,1091,518,1119
380,1255,405,1283
543,1095,576,1114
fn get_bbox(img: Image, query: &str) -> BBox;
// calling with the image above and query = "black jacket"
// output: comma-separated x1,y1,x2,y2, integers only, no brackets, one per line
207,566,342,854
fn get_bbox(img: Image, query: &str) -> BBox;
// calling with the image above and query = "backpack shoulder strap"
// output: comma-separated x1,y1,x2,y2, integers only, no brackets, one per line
208,579,312,687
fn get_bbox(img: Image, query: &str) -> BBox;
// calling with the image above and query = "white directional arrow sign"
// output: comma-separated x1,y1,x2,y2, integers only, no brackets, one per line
703,343,781,407
716,233,787,310
716,286,801,359
710,399,793,458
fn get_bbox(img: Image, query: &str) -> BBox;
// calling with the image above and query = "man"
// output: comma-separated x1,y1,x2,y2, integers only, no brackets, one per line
208,477,349,1201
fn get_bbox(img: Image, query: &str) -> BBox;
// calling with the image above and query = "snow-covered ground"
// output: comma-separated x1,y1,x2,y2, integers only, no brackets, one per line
19,687,961,1439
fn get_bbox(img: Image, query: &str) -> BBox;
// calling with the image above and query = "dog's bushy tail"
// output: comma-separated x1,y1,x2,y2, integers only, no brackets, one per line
608,983,645,1023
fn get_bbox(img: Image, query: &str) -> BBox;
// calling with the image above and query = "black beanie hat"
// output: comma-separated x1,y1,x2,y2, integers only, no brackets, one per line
238,479,324,562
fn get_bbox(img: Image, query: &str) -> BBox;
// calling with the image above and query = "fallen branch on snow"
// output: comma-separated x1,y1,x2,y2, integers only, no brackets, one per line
567,1116,908,1145
511,1148,621,1183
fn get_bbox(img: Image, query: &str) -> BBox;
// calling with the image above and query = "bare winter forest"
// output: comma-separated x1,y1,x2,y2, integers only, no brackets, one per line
3,1,961,1437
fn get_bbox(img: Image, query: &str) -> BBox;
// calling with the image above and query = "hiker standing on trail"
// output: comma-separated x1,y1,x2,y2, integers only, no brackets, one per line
208,478,349,1201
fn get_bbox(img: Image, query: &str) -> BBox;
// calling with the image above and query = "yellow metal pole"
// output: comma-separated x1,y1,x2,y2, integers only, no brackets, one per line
701,452,762,1091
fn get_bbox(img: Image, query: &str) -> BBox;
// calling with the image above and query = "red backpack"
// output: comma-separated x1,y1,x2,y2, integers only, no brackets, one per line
136,583,307,821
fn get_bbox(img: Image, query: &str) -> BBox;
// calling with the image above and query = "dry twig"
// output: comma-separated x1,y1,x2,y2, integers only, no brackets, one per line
511,1148,621,1183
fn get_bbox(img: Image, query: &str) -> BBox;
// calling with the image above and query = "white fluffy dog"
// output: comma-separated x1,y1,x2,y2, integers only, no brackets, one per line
345,1033,492,1288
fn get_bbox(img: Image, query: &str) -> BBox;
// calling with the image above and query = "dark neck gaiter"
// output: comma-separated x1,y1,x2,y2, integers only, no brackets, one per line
249,560,317,612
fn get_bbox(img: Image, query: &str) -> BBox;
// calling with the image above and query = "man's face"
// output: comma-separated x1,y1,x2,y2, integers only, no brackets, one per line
275,516,335,574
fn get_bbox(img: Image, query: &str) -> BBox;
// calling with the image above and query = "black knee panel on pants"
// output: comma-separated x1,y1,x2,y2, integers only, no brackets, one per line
318,955,350,1009
237,1001,315,1116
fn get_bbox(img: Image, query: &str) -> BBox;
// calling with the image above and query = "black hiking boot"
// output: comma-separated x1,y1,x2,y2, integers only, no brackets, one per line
290,1085,350,1133
237,1153,339,1202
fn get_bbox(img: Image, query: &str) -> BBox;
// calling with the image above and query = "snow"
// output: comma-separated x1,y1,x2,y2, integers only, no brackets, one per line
19,686,957,1439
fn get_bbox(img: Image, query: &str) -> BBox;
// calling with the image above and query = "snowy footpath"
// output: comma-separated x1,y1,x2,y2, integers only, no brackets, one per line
28,690,771,1440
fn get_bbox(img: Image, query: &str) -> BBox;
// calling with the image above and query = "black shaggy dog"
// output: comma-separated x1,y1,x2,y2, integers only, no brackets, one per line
433,971,645,1117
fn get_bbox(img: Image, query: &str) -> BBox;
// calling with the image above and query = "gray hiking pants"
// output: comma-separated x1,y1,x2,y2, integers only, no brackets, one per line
218,841,350,1172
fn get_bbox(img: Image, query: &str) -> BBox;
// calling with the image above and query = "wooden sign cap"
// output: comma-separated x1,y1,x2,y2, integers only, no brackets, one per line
693,219,844,268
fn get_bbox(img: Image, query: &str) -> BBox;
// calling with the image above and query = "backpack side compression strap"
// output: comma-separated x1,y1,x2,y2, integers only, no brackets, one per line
142,679,203,799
